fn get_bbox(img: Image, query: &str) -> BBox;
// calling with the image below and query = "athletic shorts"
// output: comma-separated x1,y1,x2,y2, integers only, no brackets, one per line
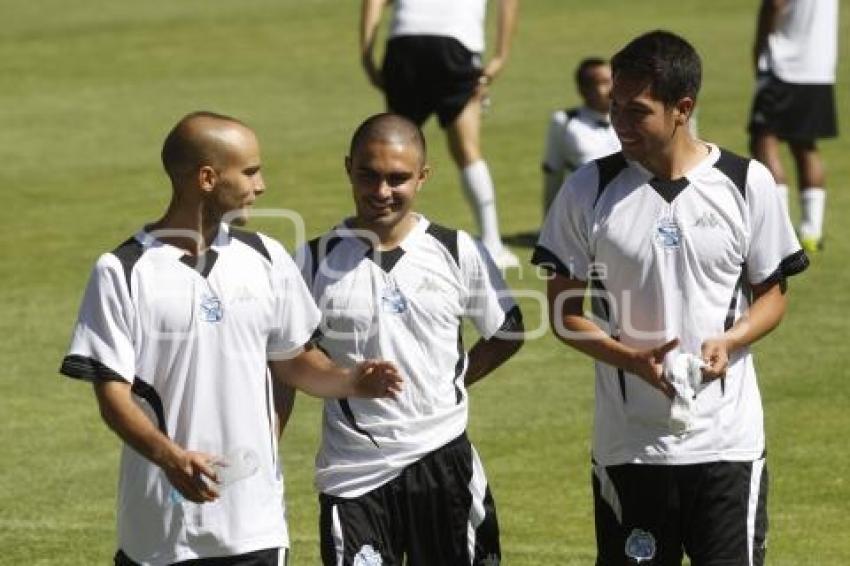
114,547,286,565
592,458,768,566
382,35,482,128
319,433,500,566
748,72,838,141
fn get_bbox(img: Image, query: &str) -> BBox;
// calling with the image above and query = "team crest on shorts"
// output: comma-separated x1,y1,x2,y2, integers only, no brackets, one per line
625,528,656,563
380,285,408,314
655,216,682,250
353,544,382,566
200,294,223,322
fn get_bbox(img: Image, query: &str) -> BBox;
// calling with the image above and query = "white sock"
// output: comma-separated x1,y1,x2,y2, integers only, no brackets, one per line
460,160,502,253
776,183,790,219
800,187,826,239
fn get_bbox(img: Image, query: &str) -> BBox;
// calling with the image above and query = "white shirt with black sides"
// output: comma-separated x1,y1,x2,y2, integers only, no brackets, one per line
761,0,838,84
532,144,808,466
390,0,487,53
542,106,621,182
296,216,520,498
60,224,320,565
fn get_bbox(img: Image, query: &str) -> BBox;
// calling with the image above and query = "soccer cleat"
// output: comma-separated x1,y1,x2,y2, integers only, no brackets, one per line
492,248,521,270
800,235,824,253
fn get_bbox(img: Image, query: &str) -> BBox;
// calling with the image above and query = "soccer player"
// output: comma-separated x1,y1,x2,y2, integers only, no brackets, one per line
749,0,839,252
59,111,401,566
296,113,524,565
359,0,521,270
541,57,621,216
532,31,808,565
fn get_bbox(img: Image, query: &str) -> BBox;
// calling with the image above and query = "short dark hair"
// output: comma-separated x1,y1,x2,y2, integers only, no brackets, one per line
348,112,427,165
574,57,608,89
161,111,247,180
611,30,701,106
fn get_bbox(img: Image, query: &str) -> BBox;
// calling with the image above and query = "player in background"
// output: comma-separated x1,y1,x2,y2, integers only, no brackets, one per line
749,0,839,252
541,57,620,217
297,113,523,565
359,0,521,269
533,31,808,565
60,111,401,566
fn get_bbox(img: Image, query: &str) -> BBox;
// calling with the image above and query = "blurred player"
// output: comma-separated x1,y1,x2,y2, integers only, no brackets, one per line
541,57,620,216
59,111,400,566
533,31,808,565
749,0,839,252
297,113,524,565
360,0,521,269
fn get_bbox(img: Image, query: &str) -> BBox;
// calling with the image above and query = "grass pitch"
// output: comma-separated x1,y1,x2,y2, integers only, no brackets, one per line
1,1,848,563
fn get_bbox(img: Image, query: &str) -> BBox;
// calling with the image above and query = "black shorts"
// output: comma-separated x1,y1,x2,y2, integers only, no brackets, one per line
114,547,286,565
319,433,500,566
382,35,482,128
748,73,838,141
592,459,768,566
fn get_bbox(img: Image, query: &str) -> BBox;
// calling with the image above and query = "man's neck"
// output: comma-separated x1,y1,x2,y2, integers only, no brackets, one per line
641,132,708,181
148,202,221,256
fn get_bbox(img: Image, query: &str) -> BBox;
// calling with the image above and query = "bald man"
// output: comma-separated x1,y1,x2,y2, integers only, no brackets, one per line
60,111,401,566
296,113,523,565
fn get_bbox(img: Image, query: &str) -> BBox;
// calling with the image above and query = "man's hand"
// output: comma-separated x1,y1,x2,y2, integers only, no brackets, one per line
362,52,384,91
351,360,402,398
161,449,220,503
701,338,729,383
626,338,679,399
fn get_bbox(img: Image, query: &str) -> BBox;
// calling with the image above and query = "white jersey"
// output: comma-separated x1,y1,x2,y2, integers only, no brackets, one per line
533,144,808,466
60,224,320,565
390,0,487,53
296,216,519,498
761,0,838,84
542,106,621,181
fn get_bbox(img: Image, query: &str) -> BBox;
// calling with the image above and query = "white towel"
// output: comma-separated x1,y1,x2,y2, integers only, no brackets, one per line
668,353,706,435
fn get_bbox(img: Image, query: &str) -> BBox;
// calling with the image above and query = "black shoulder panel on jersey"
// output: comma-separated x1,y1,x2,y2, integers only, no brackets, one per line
111,236,145,296
426,223,459,267
714,148,750,199
230,228,272,263
307,235,343,281
594,151,628,207
566,107,580,120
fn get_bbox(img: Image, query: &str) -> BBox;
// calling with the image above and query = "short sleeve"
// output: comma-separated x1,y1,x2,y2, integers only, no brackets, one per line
744,160,809,285
542,111,568,175
60,254,136,383
531,162,598,280
458,232,519,339
267,238,322,360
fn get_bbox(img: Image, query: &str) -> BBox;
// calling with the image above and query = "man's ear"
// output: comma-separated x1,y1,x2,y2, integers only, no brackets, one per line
344,156,352,176
198,165,217,192
416,164,431,192
675,97,695,125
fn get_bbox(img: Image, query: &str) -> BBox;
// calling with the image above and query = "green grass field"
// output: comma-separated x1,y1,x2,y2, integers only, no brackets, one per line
1,1,848,563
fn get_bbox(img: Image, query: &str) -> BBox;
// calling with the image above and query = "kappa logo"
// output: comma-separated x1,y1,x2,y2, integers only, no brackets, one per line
416,277,445,294
353,544,382,566
693,211,721,229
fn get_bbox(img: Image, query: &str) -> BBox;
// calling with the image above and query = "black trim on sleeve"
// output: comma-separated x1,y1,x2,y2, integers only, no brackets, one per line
111,237,145,297
338,400,379,448
230,228,271,263
496,305,523,335
593,152,628,207
530,245,576,279
59,354,126,382
757,249,810,286
713,148,750,199
179,249,219,278
131,379,168,436
425,223,459,267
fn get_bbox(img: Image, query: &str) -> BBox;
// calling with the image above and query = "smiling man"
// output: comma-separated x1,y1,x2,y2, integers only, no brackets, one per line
532,32,808,565
60,111,401,566
296,112,523,565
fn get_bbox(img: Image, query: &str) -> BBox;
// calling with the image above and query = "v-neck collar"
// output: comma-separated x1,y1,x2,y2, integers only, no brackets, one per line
135,222,229,279
631,143,719,204
339,215,428,273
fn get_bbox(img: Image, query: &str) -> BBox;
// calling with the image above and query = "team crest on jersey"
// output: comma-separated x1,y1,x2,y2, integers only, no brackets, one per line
380,285,408,314
200,294,223,322
353,544,382,566
625,528,656,563
655,216,682,250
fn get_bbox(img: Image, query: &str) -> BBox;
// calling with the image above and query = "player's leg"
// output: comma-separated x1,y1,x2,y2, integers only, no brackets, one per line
403,434,500,566
592,463,683,566
749,131,790,217
748,73,791,216
790,140,827,251
319,486,403,566
681,459,768,566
